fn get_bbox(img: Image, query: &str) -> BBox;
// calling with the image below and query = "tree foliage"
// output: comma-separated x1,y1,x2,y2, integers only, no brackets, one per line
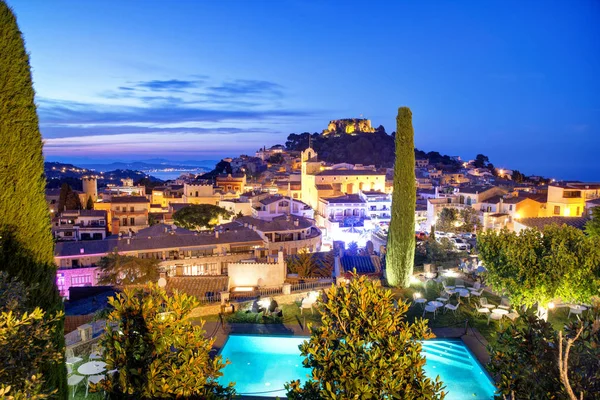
458,207,480,233
0,273,63,398
473,154,490,169
173,204,232,231
287,250,331,278
57,183,82,212
267,153,285,164
97,250,160,286
0,3,66,394
585,207,600,238
415,237,467,267
85,195,94,210
489,308,600,399
285,273,445,399
98,285,235,399
436,208,458,233
386,107,416,287
477,226,600,308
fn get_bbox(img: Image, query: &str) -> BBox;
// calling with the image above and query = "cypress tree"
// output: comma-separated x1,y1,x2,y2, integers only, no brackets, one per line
86,195,94,210
386,107,416,287
58,183,82,211
0,1,67,396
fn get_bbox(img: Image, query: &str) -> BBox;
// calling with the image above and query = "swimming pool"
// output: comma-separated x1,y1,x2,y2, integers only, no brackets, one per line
218,335,497,399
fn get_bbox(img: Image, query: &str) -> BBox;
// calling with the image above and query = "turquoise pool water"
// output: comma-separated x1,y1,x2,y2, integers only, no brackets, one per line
219,335,497,399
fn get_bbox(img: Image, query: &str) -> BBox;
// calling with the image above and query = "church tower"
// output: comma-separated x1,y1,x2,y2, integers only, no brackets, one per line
301,147,321,209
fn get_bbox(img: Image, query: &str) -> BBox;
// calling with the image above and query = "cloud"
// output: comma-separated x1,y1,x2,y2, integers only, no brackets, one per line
132,79,204,91
206,79,284,99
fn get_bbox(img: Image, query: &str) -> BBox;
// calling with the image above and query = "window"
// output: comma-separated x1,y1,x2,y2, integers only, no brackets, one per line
576,206,580,216
130,217,135,226
509,205,513,211
130,206,134,212
71,275,91,285
122,217,127,226
554,206,561,215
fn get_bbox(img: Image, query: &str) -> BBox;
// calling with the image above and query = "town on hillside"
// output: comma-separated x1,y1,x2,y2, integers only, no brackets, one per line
49,119,599,300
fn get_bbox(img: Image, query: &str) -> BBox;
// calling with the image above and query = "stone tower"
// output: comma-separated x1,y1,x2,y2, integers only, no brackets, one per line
301,147,321,209
82,176,98,202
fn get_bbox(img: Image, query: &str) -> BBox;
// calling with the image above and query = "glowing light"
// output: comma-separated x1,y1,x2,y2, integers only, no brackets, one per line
414,292,422,299
410,276,421,285
564,208,571,216
548,302,555,309
514,212,521,220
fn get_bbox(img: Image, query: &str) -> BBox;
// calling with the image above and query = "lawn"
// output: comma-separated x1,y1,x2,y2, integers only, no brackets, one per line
391,279,573,346
68,357,106,400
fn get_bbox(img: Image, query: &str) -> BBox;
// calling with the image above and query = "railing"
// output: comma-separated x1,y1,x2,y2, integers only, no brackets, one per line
290,279,334,293
196,292,222,305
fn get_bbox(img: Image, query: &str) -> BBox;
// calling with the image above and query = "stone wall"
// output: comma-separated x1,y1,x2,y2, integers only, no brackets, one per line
228,254,286,288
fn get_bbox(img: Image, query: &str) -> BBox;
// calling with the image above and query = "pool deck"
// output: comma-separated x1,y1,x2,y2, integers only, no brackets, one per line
202,320,491,367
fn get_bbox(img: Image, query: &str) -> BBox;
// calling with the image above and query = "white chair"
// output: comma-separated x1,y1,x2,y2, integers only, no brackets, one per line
68,374,85,398
444,302,460,315
506,309,520,321
480,297,495,309
488,312,504,329
86,374,105,397
412,293,427,308
423,304,437,320
477,307,490,316
300,298,314,315
89,343,103,360
65,348,83,365
455,279,465,288
469,282,481,291
499,297,511,310
436,295,449,303
470,289,484,298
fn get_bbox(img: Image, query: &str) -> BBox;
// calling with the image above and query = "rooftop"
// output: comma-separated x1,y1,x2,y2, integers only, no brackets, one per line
231,215,315,232
316,169,385,177
166,276,229,299
60,209,107,217
458,185,496,194
55,227,262,258
320,194,365,204
340,255,381,275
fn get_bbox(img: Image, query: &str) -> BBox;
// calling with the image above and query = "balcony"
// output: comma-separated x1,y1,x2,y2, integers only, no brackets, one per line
113,209,147,215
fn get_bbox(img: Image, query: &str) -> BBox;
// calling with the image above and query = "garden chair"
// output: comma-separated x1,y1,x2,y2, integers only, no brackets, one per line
436,294,449,303
444,302,460,315
568,306,583,319
506,309,520,321
300,297,314,315
423,304,437,320
480,297,495,309
469,282,481,291
499,297,511,310
488,312,504,329
67,365,84,398
412,292,427,309
65,348,83,365
476,307,490,316
86,374,105,397
470,289,484,298
455,279,465,288
89,343,103,360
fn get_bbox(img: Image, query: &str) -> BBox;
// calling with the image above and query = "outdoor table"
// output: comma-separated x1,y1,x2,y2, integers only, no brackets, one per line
491,308,509,316
78,361,106,376
458,289,470,298
482,304,496,309
428,301,444,308
569,304,587,312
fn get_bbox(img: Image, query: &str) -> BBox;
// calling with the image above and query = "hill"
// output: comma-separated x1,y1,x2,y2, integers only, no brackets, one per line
285,131,460,169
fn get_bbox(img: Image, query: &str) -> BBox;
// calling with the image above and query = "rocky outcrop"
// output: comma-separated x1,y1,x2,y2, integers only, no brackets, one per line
322,118,376,135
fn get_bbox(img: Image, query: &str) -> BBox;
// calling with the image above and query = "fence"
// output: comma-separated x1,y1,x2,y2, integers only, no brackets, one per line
195,292,222,305
290,279,334,293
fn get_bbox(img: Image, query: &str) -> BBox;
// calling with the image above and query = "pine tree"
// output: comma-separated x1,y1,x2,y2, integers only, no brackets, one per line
86,195,94,210
386,107,416,287
0,2,67,396
58,183,81,211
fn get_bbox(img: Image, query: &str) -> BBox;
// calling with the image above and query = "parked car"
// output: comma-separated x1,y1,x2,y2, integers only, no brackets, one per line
435,231,448,238
449,237,470,251
461,233,476,240
415,231,428,241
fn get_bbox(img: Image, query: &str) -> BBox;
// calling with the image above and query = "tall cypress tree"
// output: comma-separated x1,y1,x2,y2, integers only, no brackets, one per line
386,107,416,287
0,1,67,396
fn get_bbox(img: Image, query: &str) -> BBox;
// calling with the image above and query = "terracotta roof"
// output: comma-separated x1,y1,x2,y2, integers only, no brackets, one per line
458,185,495,194
517,217,590,231
60,210,107,217
166,276,229,299
109,196,149,204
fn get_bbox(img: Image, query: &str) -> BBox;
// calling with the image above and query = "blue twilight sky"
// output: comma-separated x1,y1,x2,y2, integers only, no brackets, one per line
7,0,600,180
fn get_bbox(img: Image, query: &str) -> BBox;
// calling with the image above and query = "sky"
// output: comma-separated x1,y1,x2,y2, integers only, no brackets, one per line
8,0,600,180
